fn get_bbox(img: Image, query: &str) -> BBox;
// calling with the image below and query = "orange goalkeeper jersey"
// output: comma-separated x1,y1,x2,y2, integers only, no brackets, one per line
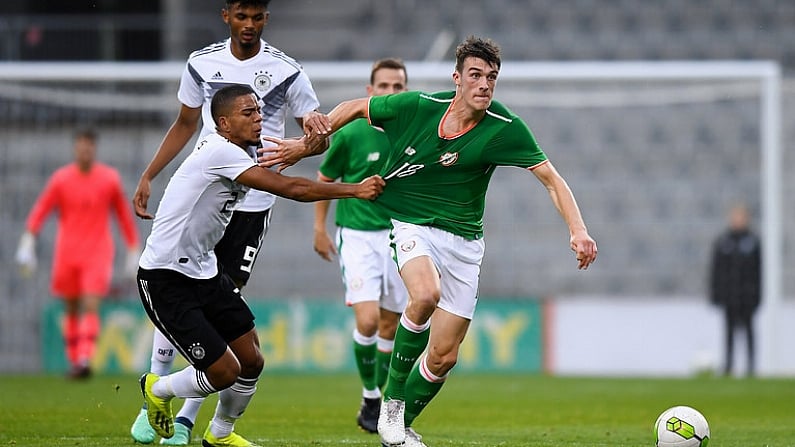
25,162,139,269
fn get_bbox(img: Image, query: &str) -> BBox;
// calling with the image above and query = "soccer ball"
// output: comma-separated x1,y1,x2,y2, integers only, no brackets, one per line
654,405,710,447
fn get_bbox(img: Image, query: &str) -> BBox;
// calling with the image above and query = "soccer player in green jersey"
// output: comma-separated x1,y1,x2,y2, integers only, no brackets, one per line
262,36,598,447
313,58,409,434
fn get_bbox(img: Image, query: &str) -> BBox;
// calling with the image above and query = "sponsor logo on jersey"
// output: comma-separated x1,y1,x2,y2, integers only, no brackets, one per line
367,152,380,162
400,240,416,252
439,152,459,166
254,70,271,92
211,71,223,80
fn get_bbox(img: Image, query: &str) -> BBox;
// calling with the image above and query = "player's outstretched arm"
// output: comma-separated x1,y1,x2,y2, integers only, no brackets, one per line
326,98,370,134
236,166,384,202
531,161,597,270
259,98,370,171
291,111,330,162
133,105,201,219
301,110,332,136
258,136,312,172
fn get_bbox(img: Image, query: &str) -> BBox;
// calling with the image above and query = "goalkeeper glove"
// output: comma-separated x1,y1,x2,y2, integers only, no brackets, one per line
15,231,37,277
124,246,141,279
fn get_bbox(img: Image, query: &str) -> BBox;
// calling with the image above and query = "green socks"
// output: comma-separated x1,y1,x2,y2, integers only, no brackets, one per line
404,360,446,427
353,336,378,391
376,348,392,389
383,320,430,401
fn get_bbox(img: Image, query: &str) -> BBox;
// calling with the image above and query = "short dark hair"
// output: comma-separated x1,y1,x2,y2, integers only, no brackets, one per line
455,36,501,73
74,128,97,143
370,57,408,85
225,0,270,8
211,84,256,125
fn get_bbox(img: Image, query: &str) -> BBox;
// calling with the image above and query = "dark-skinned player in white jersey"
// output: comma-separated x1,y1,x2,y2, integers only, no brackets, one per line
136,84,383,447
130,0,328,444
260,36,598,447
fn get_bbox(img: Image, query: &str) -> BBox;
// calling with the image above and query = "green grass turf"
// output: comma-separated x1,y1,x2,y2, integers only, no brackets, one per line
1,372,793,446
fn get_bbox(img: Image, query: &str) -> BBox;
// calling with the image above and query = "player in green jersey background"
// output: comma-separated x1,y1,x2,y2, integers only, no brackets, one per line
313,58,409,434
262,36,598,447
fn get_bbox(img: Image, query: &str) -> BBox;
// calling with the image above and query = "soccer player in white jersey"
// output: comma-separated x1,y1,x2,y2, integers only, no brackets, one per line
137,84,383,447
130,0,327,444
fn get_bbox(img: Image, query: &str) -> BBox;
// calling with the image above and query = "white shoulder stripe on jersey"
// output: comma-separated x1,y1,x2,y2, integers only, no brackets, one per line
486,109,513,123
418,93,512,122
138,278,195,365
189,40,227,59
263,44,302,70
419,93,453,104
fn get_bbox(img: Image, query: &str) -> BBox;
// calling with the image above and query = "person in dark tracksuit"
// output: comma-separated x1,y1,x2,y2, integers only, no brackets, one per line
709,203,761,377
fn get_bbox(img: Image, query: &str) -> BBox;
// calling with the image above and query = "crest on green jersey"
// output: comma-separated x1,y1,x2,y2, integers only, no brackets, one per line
439,152,459,166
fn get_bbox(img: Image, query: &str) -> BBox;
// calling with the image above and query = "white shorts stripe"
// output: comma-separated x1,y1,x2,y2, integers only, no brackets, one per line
138,278,194,365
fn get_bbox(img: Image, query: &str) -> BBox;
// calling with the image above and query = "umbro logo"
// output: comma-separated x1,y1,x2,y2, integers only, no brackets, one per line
211,71,223,80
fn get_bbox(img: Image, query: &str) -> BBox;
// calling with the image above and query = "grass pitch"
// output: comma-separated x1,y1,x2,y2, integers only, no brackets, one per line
1,372,793,446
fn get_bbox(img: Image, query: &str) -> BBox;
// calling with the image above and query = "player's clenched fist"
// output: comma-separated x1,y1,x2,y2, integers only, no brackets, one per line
355,175,385,200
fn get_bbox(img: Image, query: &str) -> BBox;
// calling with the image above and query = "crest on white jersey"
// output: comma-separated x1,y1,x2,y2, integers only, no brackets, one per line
254,70,271,92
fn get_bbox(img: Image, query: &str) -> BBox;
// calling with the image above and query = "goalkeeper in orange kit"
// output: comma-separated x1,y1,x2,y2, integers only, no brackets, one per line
15,129,140,379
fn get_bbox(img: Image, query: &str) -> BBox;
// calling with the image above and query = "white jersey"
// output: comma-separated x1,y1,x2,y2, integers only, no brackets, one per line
178,38,320,212
140,133,256,279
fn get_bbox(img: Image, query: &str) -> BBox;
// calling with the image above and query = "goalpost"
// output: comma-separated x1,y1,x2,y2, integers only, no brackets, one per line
0,60,783,374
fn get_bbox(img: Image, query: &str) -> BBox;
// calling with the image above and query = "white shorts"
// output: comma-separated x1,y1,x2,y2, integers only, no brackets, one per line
390,220,485,320
337,227,408,314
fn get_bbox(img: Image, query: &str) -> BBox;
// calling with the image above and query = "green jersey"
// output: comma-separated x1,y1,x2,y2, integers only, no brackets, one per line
368,90,548,240
318,118,393,231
